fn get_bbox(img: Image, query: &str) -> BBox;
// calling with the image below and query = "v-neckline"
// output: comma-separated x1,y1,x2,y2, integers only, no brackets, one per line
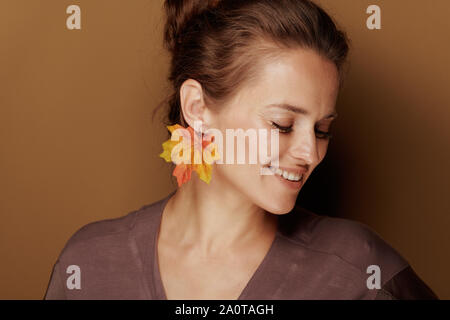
150,192,280,300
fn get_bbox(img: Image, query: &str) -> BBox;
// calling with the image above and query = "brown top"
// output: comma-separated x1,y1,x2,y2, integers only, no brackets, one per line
44,192,438,300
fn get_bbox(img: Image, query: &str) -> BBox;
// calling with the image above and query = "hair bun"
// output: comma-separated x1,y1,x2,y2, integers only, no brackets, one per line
164,0,221,52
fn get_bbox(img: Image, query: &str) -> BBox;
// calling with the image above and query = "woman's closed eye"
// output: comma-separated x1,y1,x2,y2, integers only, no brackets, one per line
315,130,332,140
270,121,332,140
270,121,293,134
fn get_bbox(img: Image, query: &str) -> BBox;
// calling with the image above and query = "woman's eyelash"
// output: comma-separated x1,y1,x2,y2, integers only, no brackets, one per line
270,121,332,140
315,130,333,140
270,122,293,133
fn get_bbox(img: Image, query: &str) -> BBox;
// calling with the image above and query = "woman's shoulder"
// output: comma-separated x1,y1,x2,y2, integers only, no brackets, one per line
277,206,439,299
57,194,170,260
44,194,172,299
278,206,409,274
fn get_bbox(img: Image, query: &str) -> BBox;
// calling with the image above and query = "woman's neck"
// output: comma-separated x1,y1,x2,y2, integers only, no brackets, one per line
160,176,278,257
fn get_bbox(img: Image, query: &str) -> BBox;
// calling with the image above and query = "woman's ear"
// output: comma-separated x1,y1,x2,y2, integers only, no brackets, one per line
179,79,208,129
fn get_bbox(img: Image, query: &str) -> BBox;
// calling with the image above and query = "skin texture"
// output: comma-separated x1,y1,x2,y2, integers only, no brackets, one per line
157,47,340,299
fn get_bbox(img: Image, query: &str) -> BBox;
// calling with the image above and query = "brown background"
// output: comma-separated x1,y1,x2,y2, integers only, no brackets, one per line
0,0,448,299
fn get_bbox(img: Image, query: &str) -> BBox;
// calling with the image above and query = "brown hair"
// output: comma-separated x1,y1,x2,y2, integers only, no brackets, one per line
156,0,351,127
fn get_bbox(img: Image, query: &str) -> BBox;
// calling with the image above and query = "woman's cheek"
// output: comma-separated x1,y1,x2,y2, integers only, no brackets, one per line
317,141,329,163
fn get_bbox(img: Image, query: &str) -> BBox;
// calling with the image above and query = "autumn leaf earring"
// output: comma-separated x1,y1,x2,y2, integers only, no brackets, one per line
159,124,221,187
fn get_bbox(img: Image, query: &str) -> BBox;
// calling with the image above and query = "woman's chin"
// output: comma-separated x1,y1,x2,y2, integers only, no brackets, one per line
260,197,297,215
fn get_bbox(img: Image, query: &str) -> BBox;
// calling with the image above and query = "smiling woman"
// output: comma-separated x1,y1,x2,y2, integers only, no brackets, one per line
44,0,438,300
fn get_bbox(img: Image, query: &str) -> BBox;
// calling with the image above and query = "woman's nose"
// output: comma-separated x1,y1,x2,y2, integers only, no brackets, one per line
288,128,319,166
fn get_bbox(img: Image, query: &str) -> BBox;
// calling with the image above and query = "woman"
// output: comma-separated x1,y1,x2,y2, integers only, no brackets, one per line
44,0,438,299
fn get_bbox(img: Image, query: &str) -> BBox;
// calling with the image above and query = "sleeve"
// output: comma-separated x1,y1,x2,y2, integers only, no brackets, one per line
43,260,67,300
374,266,439,300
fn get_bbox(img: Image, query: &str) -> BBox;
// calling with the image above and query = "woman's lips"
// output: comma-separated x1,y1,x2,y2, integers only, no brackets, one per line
263,165,305,190
272,171,304,190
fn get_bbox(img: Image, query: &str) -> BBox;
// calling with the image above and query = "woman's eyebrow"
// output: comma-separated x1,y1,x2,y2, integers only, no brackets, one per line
266,103,338,120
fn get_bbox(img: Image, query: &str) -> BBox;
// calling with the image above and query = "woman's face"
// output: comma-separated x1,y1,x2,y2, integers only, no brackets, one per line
210,48,340,214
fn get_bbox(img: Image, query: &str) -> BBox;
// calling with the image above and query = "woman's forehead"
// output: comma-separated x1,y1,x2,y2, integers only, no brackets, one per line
226,49,339,115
